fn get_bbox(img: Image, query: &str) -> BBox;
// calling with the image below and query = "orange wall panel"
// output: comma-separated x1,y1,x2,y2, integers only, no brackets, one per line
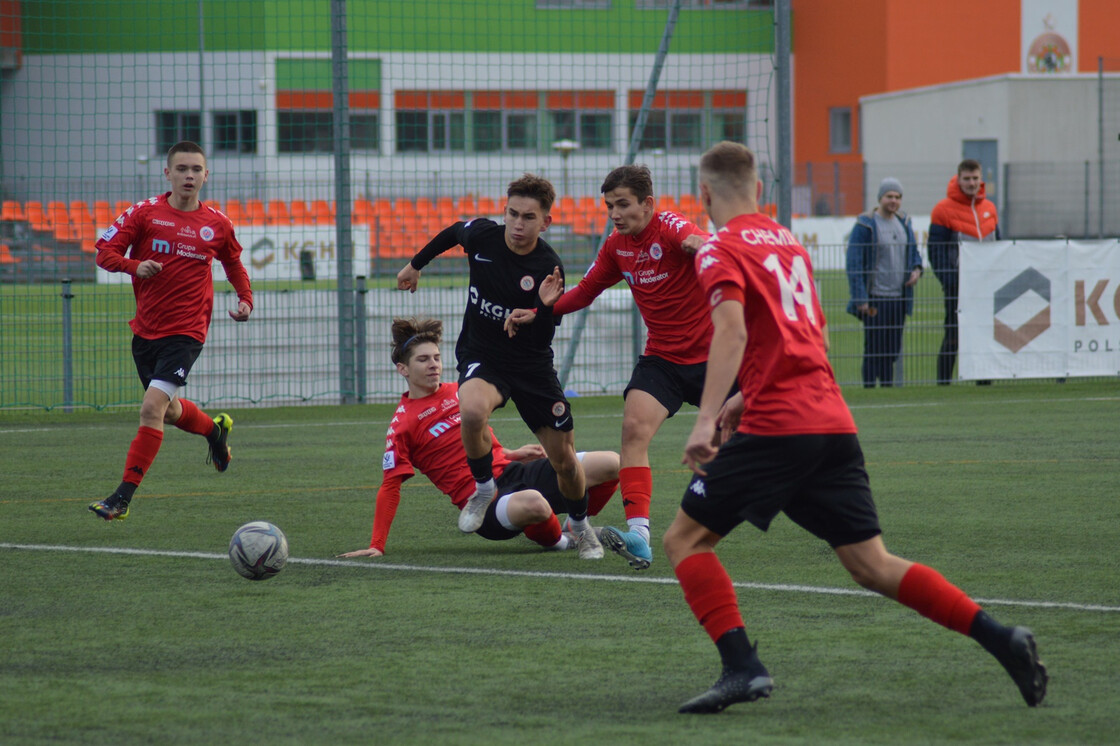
1078,0,1120,71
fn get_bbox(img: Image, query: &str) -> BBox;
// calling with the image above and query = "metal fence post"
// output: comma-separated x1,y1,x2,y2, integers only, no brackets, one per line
60,278,74,413
354,275,368,403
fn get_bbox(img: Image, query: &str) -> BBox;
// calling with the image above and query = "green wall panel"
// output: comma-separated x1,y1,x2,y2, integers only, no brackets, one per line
20,1,772,55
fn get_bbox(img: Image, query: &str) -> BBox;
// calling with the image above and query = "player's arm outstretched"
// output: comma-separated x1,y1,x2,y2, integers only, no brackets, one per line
397,223,469,293
336,473,406,558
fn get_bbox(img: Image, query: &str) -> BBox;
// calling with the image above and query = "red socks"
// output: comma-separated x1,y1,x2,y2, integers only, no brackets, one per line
618,466,652,522
523,513,563,548
122,426,164,486
897,563,981,636
175,398,216,437
587,479,618,517
675,552,745,643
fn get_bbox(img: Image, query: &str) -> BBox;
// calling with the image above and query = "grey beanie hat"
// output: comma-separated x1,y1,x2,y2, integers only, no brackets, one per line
878,177,903,201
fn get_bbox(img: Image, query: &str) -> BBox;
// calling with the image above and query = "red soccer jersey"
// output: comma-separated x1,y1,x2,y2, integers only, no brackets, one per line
381,382,510,507
553,211,712,364
95,193,252,343
693,212,856,436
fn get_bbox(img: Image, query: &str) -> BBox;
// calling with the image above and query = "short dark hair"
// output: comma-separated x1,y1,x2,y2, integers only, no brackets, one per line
958,158,982,175
167,140,206,167
601,164,654,202
390,317,443,365
507,173,555,213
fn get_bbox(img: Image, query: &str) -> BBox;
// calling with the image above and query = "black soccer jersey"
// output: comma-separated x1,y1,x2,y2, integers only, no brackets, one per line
412,218,564,370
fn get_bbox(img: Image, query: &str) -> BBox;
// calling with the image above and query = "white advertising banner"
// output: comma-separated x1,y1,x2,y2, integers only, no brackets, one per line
96,225,371,284
959,239,1120,380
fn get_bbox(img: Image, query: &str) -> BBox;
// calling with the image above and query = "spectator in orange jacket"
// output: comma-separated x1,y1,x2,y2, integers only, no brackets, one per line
928,159,999,384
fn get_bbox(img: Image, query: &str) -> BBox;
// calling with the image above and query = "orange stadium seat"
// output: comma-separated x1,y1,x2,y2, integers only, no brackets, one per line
435,196,455,220
351,198,373,225
554,195,576,225
92,201,113,226
454,195,477,218
267,200,291,225
576,195,599,218
245,199,268,225
311,200,334,223
372,197,393,220
393,197,416,218
223,199,246,225
25,202,47,230
0,243,18,264
2,201,25,221
477,196,499,216
69,201,93,226
656,194,680,213
47,202,71,231
414,197,436,220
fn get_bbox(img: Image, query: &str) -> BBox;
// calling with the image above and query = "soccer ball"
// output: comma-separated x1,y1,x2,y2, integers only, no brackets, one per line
228,521,289,580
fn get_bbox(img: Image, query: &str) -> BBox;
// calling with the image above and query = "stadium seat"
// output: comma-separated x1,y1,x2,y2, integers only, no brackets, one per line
414,197,436,220
47,202,71,231
92,201,113,226
435,196,455,221
576,195,599,219
25,202,47,231
0,243,19,264
372,197,393,220
477,196,499,216
394,197,417,218
2,201,25,221
69,201,93,226
311,200,334,222
267,200,292,226
351,198,373,225
245,199,268,225
223,199,246,225
554,195,576,225
454,195,477,219
656,194,680,213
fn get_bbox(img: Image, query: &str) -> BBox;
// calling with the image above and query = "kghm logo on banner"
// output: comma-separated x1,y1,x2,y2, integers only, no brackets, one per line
993,268,1051,353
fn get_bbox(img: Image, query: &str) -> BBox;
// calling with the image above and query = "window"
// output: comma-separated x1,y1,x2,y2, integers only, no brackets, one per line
629,111,705,152
156,111,201,154
350,113,380,151
431,112,466,151
550,110,612,150
829,107,852,154
213,110,258,154
506,113,538,150
278,112,333,153
396,110,465,152
396,111,428,152
713,111,745,143
472,111,502,152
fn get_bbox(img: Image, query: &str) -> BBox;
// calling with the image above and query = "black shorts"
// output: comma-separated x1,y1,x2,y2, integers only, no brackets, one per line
132,334,204,389
475,457,566,541
680,432,882,548
457,356,573,434
624,355,706,416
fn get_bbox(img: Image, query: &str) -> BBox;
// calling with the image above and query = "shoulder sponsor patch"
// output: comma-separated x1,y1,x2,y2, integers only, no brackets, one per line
99,225,119,242
382,450,396,471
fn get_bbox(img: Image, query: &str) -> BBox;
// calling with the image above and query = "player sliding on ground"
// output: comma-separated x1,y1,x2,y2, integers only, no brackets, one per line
396,174,604,560
506,165,713,571
89,141,252,521
664,141,1047,714
338,318,619,558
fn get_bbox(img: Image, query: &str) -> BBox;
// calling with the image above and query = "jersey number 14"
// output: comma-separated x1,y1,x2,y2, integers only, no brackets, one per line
763,253,817,325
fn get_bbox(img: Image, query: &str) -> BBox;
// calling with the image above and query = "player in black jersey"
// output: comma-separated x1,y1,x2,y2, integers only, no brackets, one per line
396,174,604,559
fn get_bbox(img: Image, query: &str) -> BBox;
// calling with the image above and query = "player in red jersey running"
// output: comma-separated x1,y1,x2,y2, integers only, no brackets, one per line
338,318,620,558
89,141,253,521
505,165,711,570
664,141,1047,713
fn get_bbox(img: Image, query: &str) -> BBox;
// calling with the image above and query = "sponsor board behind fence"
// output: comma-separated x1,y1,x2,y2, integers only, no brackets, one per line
960,239,1120,380
94,226,371,284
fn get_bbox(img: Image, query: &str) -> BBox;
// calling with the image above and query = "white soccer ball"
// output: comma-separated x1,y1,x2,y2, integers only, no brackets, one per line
228,521,289,580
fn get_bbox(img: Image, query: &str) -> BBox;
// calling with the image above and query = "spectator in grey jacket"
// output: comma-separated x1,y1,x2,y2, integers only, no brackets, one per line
846,178,923,387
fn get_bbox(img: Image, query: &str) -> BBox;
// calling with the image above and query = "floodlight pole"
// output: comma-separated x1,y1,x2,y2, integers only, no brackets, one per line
331,0,358,404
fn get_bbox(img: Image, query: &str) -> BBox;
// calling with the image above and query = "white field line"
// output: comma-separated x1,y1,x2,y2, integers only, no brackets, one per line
3,542,1118,613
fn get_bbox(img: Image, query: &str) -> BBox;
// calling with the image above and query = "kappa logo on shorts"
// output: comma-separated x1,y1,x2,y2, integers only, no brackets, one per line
689,480,706,497
174,368,186,378
520,275,536,291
